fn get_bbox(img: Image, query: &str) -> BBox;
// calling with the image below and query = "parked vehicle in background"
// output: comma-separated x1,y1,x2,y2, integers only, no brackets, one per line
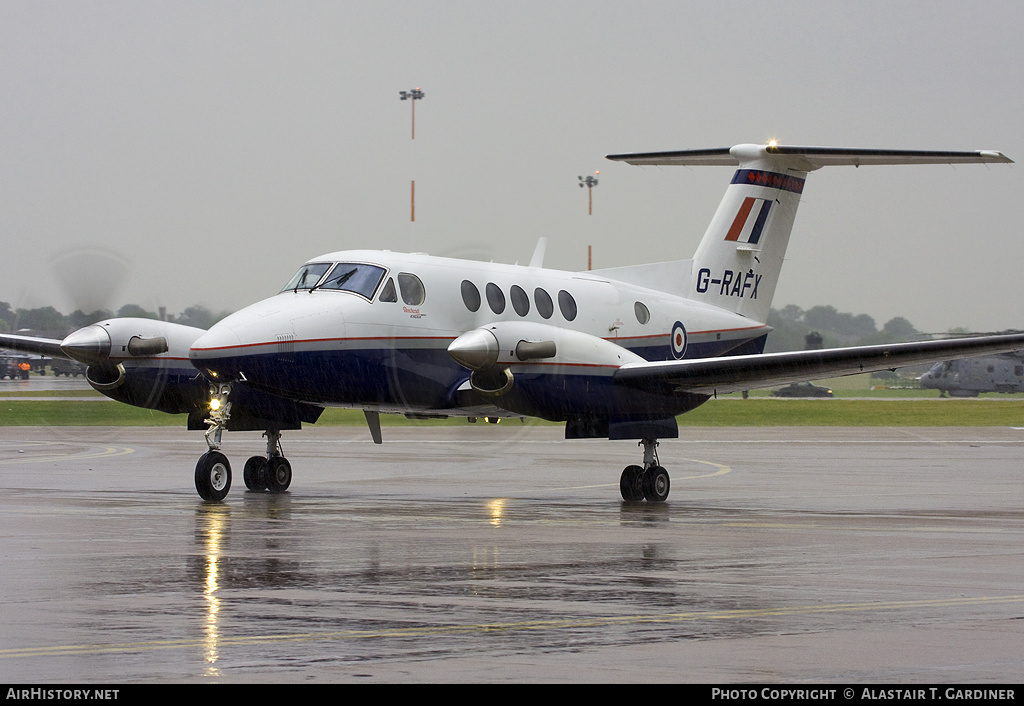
51,358,86,377
0,357,20,379
772,382,834,398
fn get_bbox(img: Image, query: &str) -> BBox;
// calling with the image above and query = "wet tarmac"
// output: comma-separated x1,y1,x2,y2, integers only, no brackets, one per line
0,374,93,392
0,424,1021,683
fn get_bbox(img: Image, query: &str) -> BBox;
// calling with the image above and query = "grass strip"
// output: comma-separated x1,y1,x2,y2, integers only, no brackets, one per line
1,399,1023,427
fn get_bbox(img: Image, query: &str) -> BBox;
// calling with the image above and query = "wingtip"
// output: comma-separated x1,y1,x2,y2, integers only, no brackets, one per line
979,150,1014,164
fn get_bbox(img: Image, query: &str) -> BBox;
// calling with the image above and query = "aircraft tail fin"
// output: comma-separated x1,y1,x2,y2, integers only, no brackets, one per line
607,144,1011,323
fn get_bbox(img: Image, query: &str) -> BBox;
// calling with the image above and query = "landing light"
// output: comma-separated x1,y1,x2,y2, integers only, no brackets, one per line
210,398,222,412
767,139,779,148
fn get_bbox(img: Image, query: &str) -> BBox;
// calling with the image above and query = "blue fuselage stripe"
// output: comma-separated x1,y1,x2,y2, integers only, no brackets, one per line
199,336,752,419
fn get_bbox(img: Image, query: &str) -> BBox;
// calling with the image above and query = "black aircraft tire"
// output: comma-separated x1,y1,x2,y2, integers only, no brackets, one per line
266,457,292,493
243,456,269,491
642,465,670,503
195,451,231,502
620,465,645,502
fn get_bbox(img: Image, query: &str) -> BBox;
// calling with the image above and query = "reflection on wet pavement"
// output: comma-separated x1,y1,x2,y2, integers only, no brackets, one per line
1,426,1022,681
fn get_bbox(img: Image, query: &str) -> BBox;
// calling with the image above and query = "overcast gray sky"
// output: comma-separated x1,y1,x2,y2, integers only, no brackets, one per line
2,0,1022,334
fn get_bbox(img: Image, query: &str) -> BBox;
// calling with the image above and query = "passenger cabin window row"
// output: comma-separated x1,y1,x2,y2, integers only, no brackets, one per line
461,280,577,321
282,263,650,327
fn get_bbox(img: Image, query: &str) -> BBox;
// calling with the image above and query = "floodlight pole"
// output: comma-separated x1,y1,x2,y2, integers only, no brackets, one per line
578,173,599,215
399,88,425,140
399,88,425,221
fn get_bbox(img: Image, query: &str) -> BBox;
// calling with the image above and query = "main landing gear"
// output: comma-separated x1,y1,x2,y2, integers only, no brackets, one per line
241,429,292,494
619,438,670,503
193,383,293,502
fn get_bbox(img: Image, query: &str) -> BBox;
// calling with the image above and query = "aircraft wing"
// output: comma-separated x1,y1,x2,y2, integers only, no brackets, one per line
613,333,1024,396
0,333,68,359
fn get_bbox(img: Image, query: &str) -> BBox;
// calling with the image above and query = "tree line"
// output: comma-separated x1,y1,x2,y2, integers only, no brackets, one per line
764,304,933,353
0,302,233,336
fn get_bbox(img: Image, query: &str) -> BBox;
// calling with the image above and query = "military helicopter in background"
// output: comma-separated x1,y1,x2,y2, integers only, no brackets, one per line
919,352,1024,397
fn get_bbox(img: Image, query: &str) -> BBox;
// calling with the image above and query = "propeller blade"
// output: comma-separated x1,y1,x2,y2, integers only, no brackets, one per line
50,246,131,316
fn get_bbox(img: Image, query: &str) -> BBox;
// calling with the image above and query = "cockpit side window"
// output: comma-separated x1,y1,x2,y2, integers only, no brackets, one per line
398,273,425,306
281,262,332,291
315,262,387,299
378,278,397,303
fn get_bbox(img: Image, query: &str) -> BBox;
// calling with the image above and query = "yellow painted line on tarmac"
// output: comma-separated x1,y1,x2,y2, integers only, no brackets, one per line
0,443,134,464
3,594,1020,660
679,457,731,479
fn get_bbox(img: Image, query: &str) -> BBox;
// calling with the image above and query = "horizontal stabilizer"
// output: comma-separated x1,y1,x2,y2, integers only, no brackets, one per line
606,144,1013,170
614,333,1024,396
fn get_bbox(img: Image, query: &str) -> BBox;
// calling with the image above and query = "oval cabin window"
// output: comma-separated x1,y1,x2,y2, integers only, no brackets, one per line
510,285,530,316
461,280,481,312
534,288,553,319
558,290,577,321
634,301,650,325
486,282,505,314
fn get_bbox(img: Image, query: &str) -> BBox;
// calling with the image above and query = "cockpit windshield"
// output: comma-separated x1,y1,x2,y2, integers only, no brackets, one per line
281,262,332,291
316,263,386,298
281,261,387,300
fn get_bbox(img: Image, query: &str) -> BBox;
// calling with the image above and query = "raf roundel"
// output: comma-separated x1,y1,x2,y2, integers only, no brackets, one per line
670,321,688,359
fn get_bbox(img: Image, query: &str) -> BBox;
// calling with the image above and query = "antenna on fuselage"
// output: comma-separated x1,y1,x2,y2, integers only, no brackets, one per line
529,237,547,268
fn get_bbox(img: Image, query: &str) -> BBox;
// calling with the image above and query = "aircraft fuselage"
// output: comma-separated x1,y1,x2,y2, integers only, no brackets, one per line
188,249,769,423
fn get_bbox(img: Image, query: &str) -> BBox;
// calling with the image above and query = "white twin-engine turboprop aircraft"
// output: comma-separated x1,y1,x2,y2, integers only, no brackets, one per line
4,143,1023,503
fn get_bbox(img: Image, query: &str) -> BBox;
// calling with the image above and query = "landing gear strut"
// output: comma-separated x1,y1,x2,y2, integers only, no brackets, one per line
194,384,294,501
619,438,670,503
243,429,291,493
196,383,234,502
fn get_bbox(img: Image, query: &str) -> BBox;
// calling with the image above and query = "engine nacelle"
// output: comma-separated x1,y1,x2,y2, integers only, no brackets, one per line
449,321,646,396
61,318,209,413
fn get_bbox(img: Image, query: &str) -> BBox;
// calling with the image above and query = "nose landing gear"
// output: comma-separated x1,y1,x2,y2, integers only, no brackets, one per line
194,383,293,501
195,383,234,501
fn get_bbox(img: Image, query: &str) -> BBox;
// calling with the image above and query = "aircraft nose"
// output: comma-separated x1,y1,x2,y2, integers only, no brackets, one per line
190,325,240,355
189,323,244,383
